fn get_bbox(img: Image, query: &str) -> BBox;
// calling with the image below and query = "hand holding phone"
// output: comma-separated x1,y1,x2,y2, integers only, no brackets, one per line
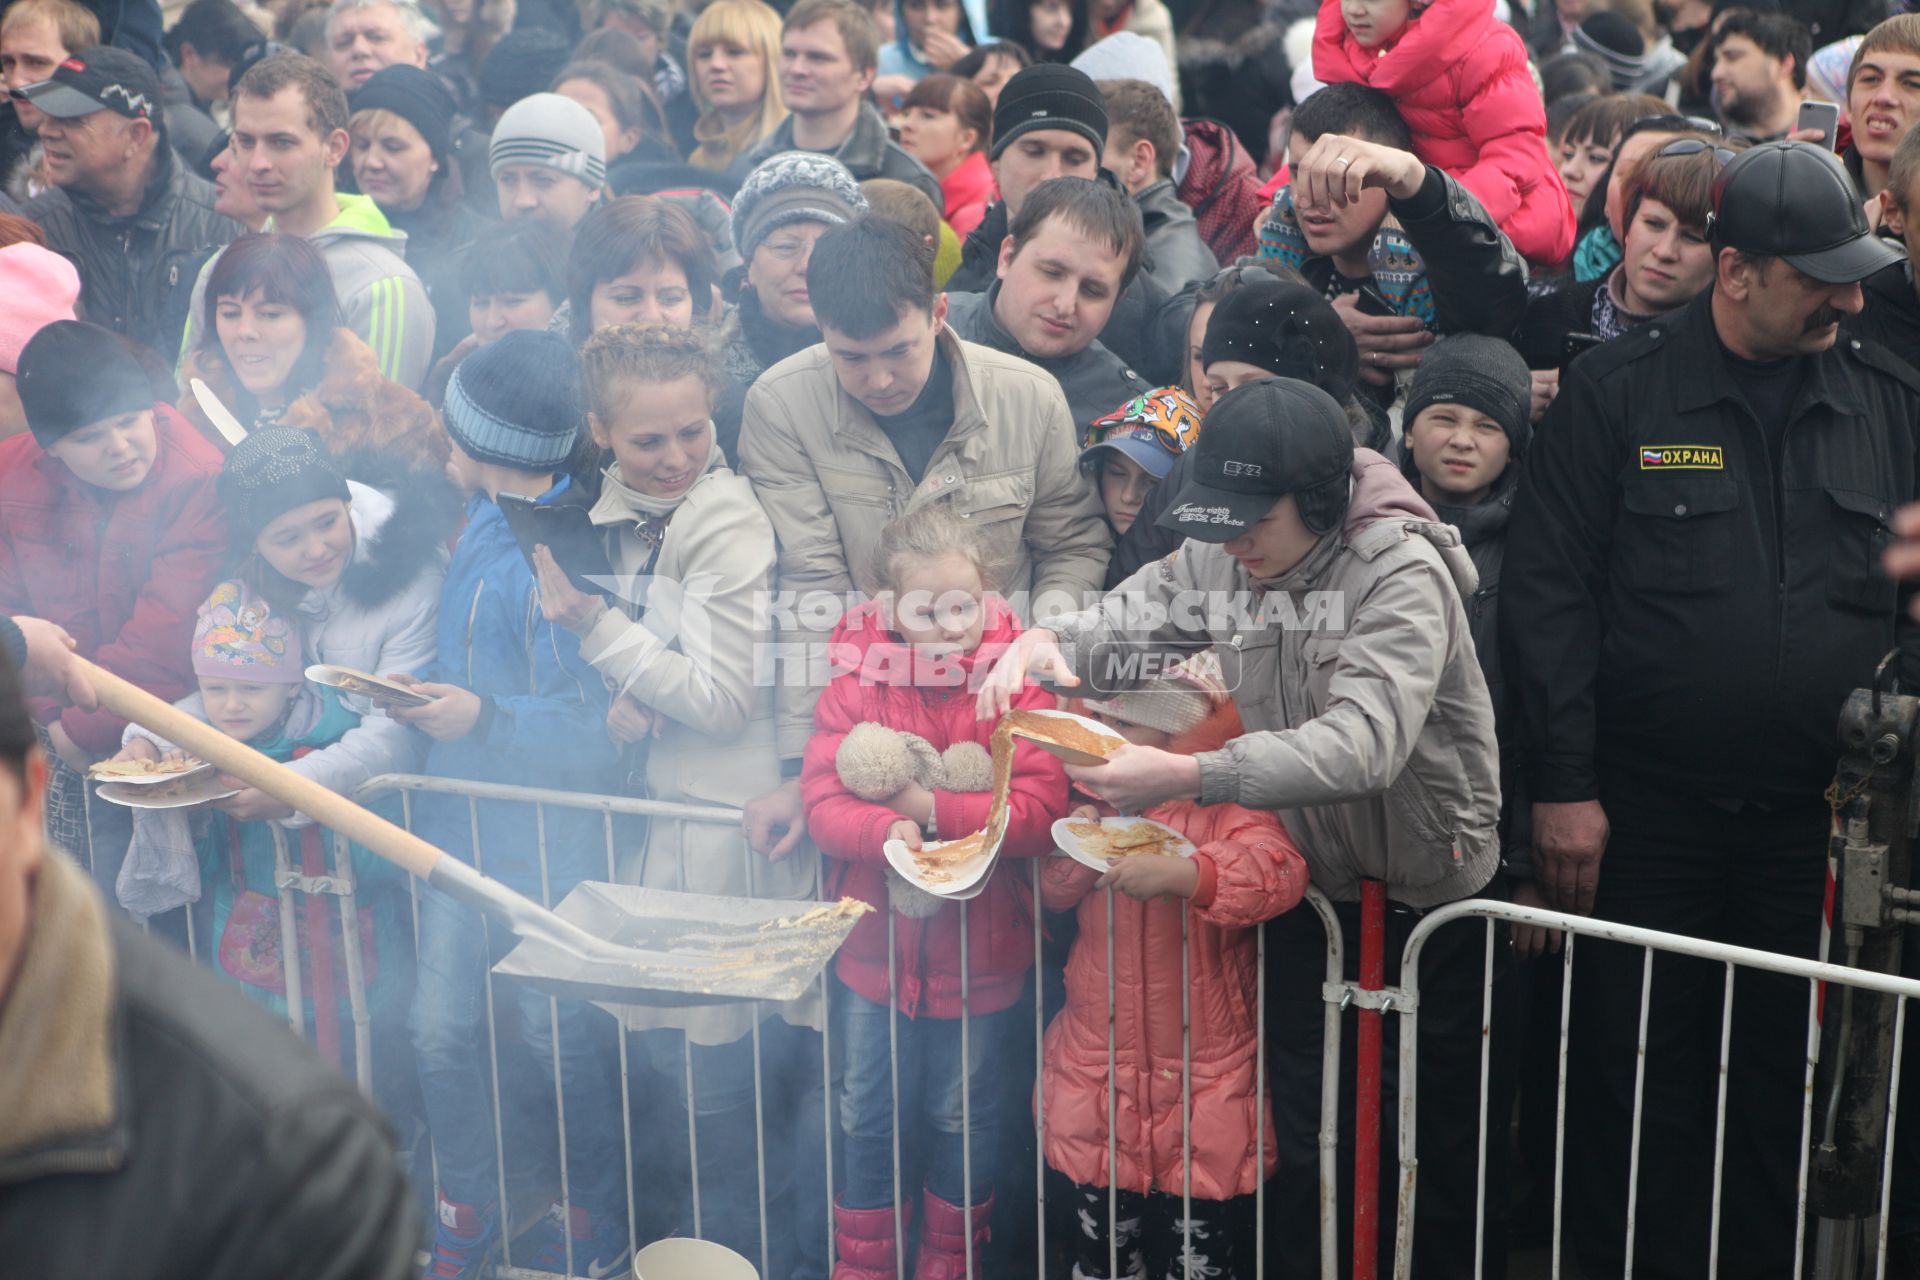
1795,100,1841,150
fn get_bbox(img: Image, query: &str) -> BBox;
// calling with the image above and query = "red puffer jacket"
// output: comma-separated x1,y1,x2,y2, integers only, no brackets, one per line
1037,702,1308,1200
802,597,1067,1019
0,404,227,754
1312,0,1574,266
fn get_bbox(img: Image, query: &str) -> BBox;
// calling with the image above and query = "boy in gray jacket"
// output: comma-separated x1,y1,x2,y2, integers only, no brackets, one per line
977,376,1511,1276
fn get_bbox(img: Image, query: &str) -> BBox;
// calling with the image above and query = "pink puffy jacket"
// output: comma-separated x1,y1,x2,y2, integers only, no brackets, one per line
1037,705,1309,1200
1313,0,1575,266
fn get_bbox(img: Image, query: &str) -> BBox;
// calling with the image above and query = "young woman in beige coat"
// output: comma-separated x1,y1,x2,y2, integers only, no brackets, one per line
530,323,827,1279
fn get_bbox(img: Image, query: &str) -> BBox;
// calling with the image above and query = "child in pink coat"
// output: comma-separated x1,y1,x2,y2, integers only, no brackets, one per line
1039,668,1307,1280
1313,0,1575,265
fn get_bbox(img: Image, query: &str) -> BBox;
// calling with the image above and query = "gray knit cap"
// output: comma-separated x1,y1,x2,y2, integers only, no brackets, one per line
730,152,868,263
1402,335,1533,456
489,92,607,188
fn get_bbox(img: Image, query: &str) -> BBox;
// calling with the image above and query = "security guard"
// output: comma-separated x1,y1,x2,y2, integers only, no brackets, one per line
1503,141,1920,1279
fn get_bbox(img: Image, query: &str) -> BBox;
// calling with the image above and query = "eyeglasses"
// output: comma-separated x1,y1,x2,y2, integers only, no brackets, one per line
1658,137,1739,167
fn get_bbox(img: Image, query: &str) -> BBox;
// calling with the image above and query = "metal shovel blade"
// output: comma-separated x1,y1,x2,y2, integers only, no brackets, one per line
493,881,870,1006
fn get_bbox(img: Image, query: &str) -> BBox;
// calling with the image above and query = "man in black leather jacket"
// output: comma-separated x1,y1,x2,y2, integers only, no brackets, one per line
18,47,242,360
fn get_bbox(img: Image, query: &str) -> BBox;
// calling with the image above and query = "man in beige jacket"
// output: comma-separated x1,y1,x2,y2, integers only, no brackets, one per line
738,215,1112,856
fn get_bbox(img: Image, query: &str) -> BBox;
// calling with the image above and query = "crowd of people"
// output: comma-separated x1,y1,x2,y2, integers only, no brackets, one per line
1,0,1919,1274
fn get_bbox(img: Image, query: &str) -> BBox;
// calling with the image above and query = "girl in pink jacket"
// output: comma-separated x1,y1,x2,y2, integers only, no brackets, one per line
1039,671,1307,1280
1313,0,1576,265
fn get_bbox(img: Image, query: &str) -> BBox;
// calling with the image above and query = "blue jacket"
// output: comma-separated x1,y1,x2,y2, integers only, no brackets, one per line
411,479,623,892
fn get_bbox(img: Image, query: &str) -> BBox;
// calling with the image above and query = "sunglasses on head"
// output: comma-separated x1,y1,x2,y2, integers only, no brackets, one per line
1636,114,1725,139
1658,137,1740,167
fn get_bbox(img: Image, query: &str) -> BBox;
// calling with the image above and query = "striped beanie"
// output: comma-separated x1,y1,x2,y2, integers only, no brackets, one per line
489,92,607,189
443,330,584,472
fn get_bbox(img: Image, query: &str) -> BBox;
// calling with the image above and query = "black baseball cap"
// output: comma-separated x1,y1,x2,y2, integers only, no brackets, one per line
1156,377,1354,543
1708,141,1901,284
10,46,161,122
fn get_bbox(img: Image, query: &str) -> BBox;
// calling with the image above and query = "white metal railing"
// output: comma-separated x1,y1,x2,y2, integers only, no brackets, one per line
107,770,1920,1280
1388,898,1920,1280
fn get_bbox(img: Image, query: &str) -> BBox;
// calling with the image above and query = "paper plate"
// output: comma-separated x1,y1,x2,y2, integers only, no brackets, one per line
1052,816,1196,872
884,834,996,900
96,771,241,809
1009,708,1126,767
306,663,432,708
88,759,214,786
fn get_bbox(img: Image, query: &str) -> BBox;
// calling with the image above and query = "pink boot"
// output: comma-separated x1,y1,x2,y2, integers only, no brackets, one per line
913,1186,994,1280
833,1195,909,1280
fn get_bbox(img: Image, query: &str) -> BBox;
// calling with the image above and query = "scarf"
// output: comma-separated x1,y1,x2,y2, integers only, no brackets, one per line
690,108,766,172
1590,266,1660,341
1573,224,1623,283
591,429,724,524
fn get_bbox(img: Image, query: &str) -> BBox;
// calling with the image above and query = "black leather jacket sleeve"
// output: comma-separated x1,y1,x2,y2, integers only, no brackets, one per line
1392,166,1530,340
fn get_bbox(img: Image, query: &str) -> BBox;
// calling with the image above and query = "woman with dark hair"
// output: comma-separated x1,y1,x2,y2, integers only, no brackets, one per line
993,0,1088,63
574,23,700,157
555,58,681,187
180,233,448,467
952,38,1031,105
898,73,996,233
560,194,724,345
346,65,490,360
423,223,570,404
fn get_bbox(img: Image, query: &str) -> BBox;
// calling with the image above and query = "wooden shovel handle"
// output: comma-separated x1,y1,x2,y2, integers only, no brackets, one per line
80,657,447,881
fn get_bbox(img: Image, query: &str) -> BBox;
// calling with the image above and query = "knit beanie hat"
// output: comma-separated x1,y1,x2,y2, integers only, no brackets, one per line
1573,12,1651,91
478,28,573,112
193,579,306,684
1081,657,1229,737
1199,281,1359,409
218,426,352,540
16,321,155,447
350,64,456,164
443,330,584,472
0,245,81,376
990,63,1108,161
1402,334,1533,456
1071,32,1175,107
489,92,607,189
731,152,869,262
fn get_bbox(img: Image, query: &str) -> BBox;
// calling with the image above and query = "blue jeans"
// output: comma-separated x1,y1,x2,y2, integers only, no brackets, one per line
409,883,624,1219
838,982,1009,1209
639,1019,832,1280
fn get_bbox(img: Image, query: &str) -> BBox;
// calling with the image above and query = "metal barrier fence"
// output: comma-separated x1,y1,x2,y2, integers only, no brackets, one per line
1387,897,1920,1280
115,771,1920,1279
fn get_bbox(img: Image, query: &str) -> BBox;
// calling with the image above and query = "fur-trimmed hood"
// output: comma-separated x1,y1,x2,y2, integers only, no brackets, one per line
237,449,462,618
179,327,449,469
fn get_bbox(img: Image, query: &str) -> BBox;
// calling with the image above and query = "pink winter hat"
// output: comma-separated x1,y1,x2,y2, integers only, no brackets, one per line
192,580,307,684
0,245,81,376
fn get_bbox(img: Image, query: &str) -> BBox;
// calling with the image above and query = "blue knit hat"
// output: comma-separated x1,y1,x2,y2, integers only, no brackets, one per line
443,331,583,472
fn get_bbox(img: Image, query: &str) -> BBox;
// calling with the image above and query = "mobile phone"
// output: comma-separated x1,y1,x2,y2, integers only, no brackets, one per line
496,493,616,598
1562,331,1605,362
1796,100,1841,150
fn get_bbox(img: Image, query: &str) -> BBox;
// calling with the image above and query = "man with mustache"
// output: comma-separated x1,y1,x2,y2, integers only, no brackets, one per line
1503,140,1920,1278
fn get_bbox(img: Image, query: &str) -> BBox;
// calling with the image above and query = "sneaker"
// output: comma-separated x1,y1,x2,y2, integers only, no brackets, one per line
517,1200,632,1279
426,1197,498,1280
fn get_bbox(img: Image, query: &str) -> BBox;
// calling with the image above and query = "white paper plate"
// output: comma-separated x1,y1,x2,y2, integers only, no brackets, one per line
305,663,431,707
96,773,241,809
1010,708,1126,766
88,759,216,787
1051,816,1196,872
884,834,996,900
